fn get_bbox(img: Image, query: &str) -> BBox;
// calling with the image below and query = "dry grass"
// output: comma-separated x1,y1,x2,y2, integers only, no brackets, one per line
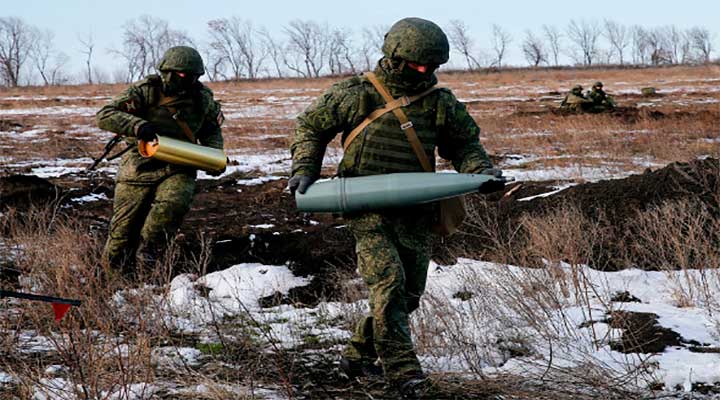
0,206,294,399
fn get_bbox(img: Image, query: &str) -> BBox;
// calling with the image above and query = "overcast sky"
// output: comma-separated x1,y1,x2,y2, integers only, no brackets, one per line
4,0,719,82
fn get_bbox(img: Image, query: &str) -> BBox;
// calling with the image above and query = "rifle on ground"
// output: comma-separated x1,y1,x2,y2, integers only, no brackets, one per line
1,289,81,321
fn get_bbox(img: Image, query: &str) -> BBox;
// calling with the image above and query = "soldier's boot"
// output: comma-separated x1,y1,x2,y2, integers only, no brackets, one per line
135,239,166,277
342,315,381,379
103,245,137,275
394,375,438,399
339,356,383,379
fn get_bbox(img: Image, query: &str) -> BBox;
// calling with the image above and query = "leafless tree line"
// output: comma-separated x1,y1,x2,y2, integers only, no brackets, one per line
0,17,69,87
0,15,717,87
449,18,716,69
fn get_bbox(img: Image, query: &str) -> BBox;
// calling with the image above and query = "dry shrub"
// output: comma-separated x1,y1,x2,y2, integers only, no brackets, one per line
630,199,720,309
0,206,275,399
413,202,651,397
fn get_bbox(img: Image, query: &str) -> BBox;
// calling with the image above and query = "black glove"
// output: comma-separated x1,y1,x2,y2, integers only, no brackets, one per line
207,167,225,177
207,158,229,177
136,122,159,142
288,175,316,195
480,168,504,178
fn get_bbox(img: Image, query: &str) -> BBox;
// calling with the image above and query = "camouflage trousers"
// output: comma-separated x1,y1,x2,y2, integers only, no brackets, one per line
103,173,195,271
343,211,433,382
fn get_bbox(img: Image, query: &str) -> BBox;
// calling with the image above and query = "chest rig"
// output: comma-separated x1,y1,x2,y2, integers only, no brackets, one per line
340,72,441,176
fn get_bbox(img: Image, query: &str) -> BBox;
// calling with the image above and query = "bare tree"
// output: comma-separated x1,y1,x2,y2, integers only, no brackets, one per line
645,28,672,65
30,29,54,85
603,19,629,65
30,29,68,85
77,31,95,84
0,17,37,87
490,24,512,68
521,30,547,67
662,25,687,64
201,46,226,82
542,24,562,66
207,17,265,80
566,19,601,65
447,19,481,70
327,28,356,75
630,25,649,64
259,29,285,78
359,25,386,71
283,20,328,78
688,26,713,63
112,15,194,82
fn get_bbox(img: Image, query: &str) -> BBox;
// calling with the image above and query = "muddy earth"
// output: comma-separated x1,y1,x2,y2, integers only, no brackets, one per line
2,157,718,305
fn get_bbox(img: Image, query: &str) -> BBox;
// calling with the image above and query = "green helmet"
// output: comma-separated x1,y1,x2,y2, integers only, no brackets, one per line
593,81,603,88
157,46,205,75
382,18,450,65
572,84,583,92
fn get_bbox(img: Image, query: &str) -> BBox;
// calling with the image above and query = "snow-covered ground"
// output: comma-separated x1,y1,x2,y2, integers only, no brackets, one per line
159,258,720,394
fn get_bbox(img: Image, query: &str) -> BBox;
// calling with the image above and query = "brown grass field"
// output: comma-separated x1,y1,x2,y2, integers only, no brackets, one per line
1,64,718,177
0,64,719,399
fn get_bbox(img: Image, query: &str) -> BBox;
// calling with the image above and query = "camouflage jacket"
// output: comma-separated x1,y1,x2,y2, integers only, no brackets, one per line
96,75,224,184
560,92,592,106
291,71,492,178
587,89,616,107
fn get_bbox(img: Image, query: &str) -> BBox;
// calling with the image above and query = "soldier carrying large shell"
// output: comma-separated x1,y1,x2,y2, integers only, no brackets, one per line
289,17,500,398
96,46,225,274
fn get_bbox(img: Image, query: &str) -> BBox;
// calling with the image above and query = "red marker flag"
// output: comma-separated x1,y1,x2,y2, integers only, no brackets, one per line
1,290,80,322
51,303,72,322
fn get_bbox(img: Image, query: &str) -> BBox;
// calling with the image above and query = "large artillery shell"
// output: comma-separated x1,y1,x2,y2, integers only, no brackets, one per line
295,172,500,213
138,135,227,172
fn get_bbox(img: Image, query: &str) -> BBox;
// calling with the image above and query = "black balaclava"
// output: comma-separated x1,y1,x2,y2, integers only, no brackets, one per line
374,57,438,97
160,71,199,96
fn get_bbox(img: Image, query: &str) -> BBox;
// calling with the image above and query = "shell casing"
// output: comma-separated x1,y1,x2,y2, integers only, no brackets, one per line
295,172,500,213
138,135,227,172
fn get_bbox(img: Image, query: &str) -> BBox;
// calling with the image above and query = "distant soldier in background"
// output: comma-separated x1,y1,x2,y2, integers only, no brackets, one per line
289,17,498,398
586,81,616,111
96,46,225,273
560,84,593,112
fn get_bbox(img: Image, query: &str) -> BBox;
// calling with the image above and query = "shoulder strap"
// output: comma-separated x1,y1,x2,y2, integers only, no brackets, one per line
158,92,196,143
362,72,434,172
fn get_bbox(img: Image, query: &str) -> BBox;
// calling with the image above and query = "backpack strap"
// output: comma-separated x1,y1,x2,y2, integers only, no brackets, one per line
158,92,196,143
342,72,440,173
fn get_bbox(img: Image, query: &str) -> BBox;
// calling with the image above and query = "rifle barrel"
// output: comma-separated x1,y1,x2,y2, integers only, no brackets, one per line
0,290,81,306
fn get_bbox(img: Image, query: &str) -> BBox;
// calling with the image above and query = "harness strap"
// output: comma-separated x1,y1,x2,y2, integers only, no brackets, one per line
158,93,196,143
358,72,435,172
342,72,440,173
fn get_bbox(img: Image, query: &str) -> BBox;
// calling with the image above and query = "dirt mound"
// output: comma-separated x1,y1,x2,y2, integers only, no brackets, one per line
513,106,667,123
0,175,60,209
462,157,719,269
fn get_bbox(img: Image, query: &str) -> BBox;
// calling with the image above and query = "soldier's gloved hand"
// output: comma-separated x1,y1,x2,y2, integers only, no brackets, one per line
136,122,159,142
288,175,316,195
207,158,229,177
207,167,225,177
480,168,504,178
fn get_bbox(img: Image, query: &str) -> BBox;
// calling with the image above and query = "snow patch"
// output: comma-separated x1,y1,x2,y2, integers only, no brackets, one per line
71,192,109,203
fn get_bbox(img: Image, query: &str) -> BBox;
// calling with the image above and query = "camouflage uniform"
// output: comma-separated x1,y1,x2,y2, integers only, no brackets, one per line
560,85,593,113
587,82,616,111
291,18,493,384
97,46,224,270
